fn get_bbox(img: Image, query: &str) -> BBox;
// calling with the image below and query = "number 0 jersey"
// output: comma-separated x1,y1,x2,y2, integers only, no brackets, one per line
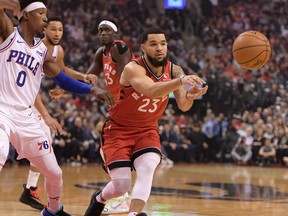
109,55,173,128
0,27,47,109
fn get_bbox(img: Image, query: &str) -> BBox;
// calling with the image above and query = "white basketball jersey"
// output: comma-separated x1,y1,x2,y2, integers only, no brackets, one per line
32,44,59,118
0,27,48,109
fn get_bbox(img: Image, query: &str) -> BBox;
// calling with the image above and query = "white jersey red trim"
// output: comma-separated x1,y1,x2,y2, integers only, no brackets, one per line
0,27,48,109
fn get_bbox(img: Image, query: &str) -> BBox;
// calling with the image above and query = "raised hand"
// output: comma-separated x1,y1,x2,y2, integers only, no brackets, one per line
0,0,20,17
181,75,206,87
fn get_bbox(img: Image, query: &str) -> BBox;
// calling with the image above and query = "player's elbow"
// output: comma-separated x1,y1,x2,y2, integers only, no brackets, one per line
179,107,190,112
178,103,193,112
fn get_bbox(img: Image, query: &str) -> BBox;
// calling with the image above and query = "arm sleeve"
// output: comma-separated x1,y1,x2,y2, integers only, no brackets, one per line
51,70,91,95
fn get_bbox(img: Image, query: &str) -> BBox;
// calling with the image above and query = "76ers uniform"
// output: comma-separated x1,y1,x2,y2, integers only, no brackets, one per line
102,40,134,100
101,55,172,170
0,27,50,160
31,45,59,143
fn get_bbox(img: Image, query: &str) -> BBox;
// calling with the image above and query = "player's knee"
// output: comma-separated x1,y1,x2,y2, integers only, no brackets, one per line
45,166,63,185
134,152,161,174
112,178,131,196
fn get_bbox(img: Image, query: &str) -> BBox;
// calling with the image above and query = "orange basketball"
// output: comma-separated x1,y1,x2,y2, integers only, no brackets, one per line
232,30,271,70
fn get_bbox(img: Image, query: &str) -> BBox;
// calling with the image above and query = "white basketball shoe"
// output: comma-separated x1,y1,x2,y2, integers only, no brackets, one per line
101,192,130,214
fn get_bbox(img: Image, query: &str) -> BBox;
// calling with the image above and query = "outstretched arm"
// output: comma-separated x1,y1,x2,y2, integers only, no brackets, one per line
44,53,115,107
57,45,97,84
120,62,203,99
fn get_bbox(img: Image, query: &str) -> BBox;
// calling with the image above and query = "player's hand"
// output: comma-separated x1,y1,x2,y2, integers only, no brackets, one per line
49,88,66,100
84,74,98,85
186,83,208,100
91,86,115,108
181,75,206,87
0,0,20,17
42,115,63,136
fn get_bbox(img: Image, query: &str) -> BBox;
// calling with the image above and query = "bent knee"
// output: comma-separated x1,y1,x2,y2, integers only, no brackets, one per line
112,178,131,196
45,167,63,184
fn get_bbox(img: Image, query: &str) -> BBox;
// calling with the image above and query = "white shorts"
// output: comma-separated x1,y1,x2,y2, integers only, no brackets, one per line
32,107,52,143
0,103,52,160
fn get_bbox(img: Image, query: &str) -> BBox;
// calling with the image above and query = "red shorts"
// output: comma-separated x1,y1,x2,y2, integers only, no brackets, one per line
101,119,162,170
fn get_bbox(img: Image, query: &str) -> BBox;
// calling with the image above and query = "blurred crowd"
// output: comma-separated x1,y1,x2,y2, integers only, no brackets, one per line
7,0,288,167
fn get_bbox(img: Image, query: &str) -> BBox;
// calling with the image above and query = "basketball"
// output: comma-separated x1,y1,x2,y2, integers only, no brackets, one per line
232,30,271,70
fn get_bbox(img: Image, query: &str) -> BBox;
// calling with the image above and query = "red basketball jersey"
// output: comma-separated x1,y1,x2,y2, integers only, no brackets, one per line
102,40,134,99
109,55,173,128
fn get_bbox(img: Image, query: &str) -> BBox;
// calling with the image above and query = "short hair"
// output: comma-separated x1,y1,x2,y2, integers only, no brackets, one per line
140,27,166,44
47,17,63,25
19,0,49,11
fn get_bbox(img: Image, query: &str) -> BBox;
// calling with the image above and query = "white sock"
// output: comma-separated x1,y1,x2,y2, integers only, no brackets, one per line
26,170,41,188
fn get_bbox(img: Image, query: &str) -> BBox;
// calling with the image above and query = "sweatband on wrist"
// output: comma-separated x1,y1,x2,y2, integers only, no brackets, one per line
51,70,91,95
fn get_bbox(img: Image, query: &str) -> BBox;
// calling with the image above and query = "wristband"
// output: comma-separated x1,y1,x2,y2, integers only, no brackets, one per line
52,70,91,95
179,75,185,85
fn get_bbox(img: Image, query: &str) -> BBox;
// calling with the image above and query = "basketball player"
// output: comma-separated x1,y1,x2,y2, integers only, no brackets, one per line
19,16,97,211
84,27,208,216
50,19,133,215
0,1,113,216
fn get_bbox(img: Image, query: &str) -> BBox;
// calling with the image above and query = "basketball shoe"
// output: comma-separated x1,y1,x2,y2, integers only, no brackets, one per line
41,205,70,216
19,184,45,210
101,192,130,214
84,191,105,216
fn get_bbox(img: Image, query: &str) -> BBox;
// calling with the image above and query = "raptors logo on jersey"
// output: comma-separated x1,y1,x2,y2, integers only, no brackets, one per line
109,55,172,128
102,40,134,99
0,27,47,109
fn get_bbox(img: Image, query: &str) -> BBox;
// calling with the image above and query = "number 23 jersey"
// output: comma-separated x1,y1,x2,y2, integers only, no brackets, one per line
109,55,172,128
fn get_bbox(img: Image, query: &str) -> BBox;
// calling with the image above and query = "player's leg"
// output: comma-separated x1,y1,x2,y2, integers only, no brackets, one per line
0,127,9,172
19,163,44,210
29,152,70,216
128,152,161,216
85,167,131,216
19,118,52,210
99,148,131,215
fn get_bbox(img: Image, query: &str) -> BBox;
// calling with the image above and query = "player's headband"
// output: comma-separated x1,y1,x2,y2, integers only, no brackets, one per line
98,20,118,32
18,2,46,20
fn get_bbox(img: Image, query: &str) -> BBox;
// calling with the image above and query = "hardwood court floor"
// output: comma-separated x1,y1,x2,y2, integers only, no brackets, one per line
1,163,288,216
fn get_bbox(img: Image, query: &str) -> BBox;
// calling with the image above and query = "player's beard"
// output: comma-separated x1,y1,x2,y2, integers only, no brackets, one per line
147,53,167,67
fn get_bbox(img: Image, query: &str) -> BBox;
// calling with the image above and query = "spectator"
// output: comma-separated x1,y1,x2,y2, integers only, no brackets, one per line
231,137,252,165
258,138,276,167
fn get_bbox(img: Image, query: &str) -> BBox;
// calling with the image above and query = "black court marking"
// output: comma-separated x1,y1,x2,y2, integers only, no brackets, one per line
75,181,288,202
